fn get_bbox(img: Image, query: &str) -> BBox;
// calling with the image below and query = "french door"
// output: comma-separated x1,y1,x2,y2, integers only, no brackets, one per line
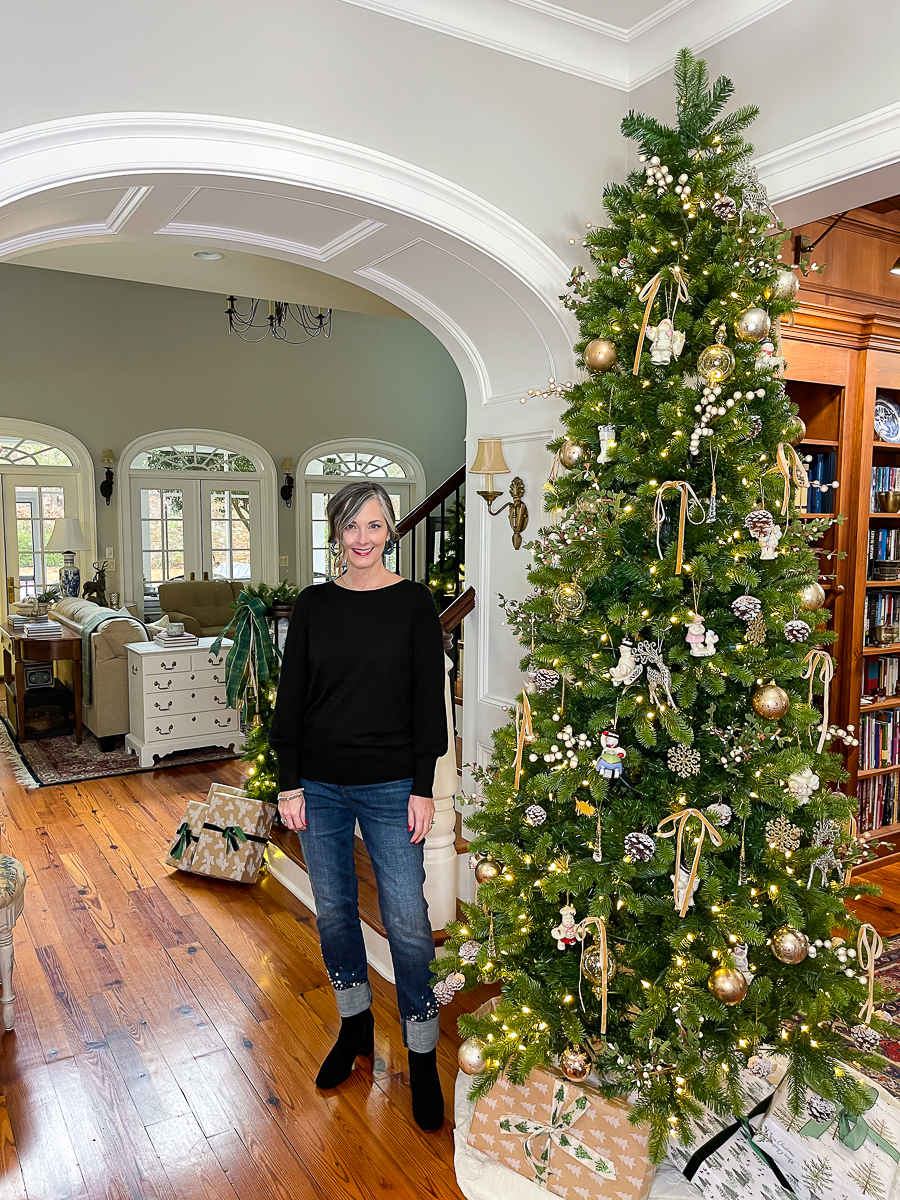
307,482,409,585
1,473,78,618
131,475,260,617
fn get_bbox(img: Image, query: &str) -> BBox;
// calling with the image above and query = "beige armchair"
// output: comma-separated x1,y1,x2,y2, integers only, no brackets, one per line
157,580,244,637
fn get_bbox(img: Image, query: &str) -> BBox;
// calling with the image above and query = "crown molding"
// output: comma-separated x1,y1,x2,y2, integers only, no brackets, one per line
157,216,386,263
333,0,797,90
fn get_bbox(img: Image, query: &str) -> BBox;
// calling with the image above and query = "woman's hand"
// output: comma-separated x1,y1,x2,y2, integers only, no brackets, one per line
278,789,307,831
408,794,435,845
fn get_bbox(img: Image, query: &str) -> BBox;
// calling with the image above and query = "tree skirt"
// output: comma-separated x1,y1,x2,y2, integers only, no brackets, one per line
857,933,900,1098
0,716,237,788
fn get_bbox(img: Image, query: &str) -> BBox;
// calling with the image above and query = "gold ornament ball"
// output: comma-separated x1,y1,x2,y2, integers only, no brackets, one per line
458,1037,487,1076
559,440,589,470
582,945,617,985
474,859,500,885
785,415,807,445
752,683,790,719
765,269,800,302
771,925,810,964
707,967,748,1006
697,328,736,385
553,580,587,619
559,1046,592,1082
798,581,826,611
734,306,772,343
583,338,617,373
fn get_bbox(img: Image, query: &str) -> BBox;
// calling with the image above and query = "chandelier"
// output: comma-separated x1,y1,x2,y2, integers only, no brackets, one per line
225,296,332,344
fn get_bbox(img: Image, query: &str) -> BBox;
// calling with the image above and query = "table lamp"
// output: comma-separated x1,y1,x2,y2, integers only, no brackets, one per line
44,518,91,598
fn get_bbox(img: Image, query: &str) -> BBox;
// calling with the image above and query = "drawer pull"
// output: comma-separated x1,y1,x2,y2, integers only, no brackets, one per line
213,696,227,705
155,724,174,736
191,716,197,722
154,700,173,711
161,660,177,670
154,680,173,690
212,673,223,683
214,717,232,727
131,665,138,675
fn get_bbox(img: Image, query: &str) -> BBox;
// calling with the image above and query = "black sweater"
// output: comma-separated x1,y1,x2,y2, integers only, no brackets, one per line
269,579,448,797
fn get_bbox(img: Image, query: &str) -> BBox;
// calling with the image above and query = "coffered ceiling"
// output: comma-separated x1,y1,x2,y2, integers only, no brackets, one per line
335,0,798,88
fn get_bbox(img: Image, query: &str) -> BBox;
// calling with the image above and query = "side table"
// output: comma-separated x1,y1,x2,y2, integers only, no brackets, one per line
0,624,83,743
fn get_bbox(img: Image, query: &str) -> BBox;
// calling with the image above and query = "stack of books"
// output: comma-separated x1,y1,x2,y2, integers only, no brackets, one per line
153,629,199,648
24,619,63,640
10,613,48,633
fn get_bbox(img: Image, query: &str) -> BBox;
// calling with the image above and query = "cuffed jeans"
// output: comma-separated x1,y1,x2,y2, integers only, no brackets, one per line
298,777,440,1052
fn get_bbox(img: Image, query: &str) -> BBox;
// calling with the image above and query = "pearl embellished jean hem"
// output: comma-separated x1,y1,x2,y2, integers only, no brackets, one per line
298,777,440,1052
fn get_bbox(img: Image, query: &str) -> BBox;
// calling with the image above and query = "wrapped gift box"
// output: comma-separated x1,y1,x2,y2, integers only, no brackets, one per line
467,1065,655,1199
754,1069,900,1200
165,798,208,870
665,1060,792,1200
181,783,276,884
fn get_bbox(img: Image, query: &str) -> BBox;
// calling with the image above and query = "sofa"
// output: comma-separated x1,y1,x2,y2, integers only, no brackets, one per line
50,598,149,746
157,580,243,637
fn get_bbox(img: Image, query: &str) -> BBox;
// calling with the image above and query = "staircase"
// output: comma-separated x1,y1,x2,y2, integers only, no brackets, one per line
266,471,475,980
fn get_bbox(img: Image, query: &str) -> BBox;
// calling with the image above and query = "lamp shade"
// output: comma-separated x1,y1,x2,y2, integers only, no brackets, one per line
44,517,91,553
470,437,510,476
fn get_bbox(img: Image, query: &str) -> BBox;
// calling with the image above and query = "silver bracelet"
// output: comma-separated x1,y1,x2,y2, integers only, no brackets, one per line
278,788,305,801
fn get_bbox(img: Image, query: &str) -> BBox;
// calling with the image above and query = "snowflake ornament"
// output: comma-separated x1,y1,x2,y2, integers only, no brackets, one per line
765,814,802,853
667,744,701,777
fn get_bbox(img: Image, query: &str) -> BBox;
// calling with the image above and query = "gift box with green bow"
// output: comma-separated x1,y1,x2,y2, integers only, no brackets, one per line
755,1067,900,1200
187,782,276,884
467,1064,655,1199
165,799,208,870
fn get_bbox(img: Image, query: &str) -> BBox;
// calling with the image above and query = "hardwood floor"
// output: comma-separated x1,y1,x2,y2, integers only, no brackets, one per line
0,753,490,1199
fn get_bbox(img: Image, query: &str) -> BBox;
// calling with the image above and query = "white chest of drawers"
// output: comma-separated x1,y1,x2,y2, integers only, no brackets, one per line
124,637,242,768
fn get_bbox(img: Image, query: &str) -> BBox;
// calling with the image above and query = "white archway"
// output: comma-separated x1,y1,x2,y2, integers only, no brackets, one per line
118,428,279,608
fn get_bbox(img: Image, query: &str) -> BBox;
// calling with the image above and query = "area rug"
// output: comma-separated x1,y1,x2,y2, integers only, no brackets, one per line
0,716,238,788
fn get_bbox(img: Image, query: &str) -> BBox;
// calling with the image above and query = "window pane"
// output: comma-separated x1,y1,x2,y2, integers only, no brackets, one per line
312,492,326,519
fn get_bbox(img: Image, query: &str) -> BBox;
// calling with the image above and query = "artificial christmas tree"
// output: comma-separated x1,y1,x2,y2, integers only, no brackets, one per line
439,50,891,1162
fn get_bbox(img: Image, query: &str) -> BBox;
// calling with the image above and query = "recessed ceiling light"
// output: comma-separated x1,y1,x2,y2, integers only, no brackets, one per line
194,250,224,261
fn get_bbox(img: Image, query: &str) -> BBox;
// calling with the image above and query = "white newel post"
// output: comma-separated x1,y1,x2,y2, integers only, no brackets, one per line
423,654,459,932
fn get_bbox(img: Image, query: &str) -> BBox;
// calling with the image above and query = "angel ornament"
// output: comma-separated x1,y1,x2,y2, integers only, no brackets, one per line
610,639,642,687
671,865,700,911
551,904,579,950
758,523,783,560
648,318,685,365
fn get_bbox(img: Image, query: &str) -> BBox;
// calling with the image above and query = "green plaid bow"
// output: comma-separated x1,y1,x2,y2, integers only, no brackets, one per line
499,1081,617,1187
211,592,280,712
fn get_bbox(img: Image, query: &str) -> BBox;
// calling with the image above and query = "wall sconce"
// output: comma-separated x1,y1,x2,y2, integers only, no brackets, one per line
280,457,295,508
99,449,116,506
469,437,528,549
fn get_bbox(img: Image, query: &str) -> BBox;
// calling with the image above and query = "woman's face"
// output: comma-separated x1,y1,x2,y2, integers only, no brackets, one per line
341,497,391,568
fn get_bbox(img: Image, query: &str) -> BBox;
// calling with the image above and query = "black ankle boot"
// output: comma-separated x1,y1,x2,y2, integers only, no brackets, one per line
408,1048,444,1130
315,1009,375,1089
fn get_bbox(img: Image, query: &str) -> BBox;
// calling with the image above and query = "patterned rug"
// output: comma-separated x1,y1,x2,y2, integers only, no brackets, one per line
862,934,900,1097
0,715,238,788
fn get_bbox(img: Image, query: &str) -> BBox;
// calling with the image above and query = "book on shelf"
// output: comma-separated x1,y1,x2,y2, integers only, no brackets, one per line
860,709,900,771
858,771,898,833
863,655,900,697
872,464,900,511
799,450,836,514
864,591,900,643
867,527,900,575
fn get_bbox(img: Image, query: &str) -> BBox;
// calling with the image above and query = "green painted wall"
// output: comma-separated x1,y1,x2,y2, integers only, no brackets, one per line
0,262,466,593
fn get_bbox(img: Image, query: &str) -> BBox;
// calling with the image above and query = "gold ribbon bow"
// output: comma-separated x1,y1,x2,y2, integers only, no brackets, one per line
576,916,609,1033
514,692,534,792
858,922,884,1025
801,648,834,754
632,266,691,375
653,481,705,575
765,442,810,516
656,808,724,916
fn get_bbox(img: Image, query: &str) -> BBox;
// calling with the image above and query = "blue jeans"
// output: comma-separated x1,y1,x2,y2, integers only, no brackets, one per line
298,777,439,1052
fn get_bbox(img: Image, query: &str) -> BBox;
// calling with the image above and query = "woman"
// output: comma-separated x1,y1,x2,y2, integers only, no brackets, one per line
270,480,448,1131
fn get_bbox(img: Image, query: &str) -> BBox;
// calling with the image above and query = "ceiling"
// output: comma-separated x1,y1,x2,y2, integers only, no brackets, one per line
864,195,900,216
335,0,799,89
11,241,409,318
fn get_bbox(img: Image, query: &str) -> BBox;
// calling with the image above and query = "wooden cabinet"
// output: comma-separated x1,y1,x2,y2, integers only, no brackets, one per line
124,637,241,768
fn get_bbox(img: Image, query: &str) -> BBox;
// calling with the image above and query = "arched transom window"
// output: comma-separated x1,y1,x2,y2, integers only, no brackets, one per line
130,444,257,472
0,437,73,467
305,451,407,478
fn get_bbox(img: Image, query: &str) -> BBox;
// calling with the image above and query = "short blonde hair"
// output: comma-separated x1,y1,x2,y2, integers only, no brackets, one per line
326,481,399,551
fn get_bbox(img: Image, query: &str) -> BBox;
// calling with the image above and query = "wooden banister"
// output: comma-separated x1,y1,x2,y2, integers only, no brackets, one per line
396,465,465,537
440,586,475,634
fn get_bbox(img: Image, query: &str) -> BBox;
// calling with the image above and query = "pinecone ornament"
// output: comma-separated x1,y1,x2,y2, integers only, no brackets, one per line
712,195,737,220
748,414,764,437
525,804,547,825
445,971,466,992
744,509,775,538
806,1095,837,1122
747,1054,774,1079
784,618,811,643
459,940,482,963
535,668,560,692
706,802,733,826
433,979,455,1005
851,1023,883,1052
624,831,656,862
732,594,762,621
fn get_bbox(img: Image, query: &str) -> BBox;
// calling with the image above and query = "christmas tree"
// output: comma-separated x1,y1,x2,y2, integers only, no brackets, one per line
438,50,889,1159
